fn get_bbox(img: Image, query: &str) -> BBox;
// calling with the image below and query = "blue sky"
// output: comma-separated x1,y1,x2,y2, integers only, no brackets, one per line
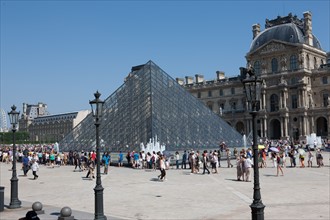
1,0,329,121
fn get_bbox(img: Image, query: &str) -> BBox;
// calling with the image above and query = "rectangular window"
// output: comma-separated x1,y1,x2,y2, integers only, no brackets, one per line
232,102,236,110
197,92,201,98
219,89,223,96
208,90,212,97
322,76,328,84
231,88,235,95
291,94,298,109
323,93,329,107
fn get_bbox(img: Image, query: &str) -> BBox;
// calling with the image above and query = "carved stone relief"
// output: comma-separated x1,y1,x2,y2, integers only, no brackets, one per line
260,43,286,54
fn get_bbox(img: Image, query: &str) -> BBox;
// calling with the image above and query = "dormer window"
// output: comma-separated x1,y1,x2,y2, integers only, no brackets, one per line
271,58,278,73
254,61,261,75
290,55,298,70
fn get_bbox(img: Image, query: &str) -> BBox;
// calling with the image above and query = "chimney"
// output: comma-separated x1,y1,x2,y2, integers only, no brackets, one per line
195,74,204,83
216,71,225,80
176,78,185,86
23,103,27,115
252,24,260,39
303,11,313,46
185,76,194,84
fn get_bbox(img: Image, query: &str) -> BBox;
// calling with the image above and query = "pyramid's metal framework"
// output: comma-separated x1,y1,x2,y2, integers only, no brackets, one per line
59,61,243,152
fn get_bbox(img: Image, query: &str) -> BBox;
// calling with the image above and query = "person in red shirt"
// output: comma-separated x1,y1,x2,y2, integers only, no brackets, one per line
91,150,96,161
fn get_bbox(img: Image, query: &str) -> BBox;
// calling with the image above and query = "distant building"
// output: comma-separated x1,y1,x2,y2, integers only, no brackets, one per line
179,12,330,141
18,102,49,133
29,110,90,143
18,102,90,143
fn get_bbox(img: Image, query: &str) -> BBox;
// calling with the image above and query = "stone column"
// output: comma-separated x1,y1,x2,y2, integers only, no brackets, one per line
279,91,283,108
284,116,289,137
264,116,268,138
302,89,307,107
262,90,266,110
280,117,284,138
283,89,288,108
298,89,302,108
260,118,264,138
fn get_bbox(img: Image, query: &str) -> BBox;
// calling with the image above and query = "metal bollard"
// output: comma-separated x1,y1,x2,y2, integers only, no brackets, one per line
32,201,45,215
58,206,74,220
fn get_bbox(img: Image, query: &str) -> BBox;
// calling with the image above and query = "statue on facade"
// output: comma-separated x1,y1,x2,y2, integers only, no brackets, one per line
280,56,287,71
279,76,287,85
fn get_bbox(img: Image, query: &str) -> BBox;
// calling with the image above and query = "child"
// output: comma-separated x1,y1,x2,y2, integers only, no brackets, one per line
31,159,39,180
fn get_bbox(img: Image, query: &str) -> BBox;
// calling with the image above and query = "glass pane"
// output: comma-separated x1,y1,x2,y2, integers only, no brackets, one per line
59,61,243,152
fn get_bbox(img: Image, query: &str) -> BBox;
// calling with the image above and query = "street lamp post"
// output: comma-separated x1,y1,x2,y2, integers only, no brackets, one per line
89,91,107,220
240,67,265,220
8,105,21,209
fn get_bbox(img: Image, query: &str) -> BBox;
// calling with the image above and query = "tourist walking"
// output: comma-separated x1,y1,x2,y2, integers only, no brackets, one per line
103,152,111,174
31,159,39,180
86,158,95,179
158,155,166,181
217,150,221,167
316,149,324,167
118,151,124,167
175,151,180,169
307,150,313,167
276,154,284,176
244,156,253,182
22,154,30,176
299,152,305,168
181,150,187,169
49,151,55,168
211,151,218,174
202,150,210,174
74,152,81,171
236,156,242,181
226,149,233,168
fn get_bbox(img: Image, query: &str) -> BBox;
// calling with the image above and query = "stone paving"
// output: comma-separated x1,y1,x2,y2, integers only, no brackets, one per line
0,152,329,220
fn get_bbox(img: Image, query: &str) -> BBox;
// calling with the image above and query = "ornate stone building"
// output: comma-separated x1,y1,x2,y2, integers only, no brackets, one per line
28,110,90,143
18,102,49,132
18,102,90,143
178,12,330,142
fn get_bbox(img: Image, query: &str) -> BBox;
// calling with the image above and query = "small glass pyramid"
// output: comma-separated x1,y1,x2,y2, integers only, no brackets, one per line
59,61,243,152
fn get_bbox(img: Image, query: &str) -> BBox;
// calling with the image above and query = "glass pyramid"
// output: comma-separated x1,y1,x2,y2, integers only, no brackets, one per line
59,61,243,152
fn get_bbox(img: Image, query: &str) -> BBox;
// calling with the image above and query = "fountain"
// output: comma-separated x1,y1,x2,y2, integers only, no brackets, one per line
140,135,166,153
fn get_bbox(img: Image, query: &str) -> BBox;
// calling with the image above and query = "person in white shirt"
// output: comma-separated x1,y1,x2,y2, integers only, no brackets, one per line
244,156,253,182
158,155,166,181
31,159,39,180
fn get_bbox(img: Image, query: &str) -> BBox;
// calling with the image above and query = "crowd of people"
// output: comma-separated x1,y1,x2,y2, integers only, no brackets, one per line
0,140,327,182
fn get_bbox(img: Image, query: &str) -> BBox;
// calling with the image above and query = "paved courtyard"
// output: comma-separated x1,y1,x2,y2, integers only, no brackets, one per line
0,152,329,220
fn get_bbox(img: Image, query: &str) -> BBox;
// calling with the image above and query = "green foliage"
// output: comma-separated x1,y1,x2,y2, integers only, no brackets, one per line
0,131,30,144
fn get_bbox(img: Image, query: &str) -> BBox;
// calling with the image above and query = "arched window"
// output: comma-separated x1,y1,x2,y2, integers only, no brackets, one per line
254,61,261,75
290,55,297,70
271,58,278,73
270,94,279,112
306,55,310,69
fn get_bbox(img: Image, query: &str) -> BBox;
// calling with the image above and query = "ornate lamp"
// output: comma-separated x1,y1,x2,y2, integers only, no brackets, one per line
240,67,265,220
89,91,107,220
8,105,21,209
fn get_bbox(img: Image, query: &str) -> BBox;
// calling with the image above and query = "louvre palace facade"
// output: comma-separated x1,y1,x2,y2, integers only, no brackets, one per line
178,12,330,142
